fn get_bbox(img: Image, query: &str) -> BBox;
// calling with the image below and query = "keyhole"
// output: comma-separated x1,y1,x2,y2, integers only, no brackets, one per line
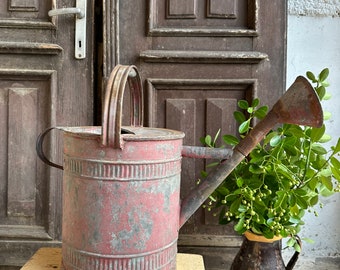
78,40,82,48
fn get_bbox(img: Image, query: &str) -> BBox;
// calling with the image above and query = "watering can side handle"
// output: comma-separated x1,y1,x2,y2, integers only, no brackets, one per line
102,65,143,148
36,127,64,170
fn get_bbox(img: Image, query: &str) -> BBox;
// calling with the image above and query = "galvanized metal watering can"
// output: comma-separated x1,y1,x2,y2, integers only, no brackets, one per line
36,65,323,270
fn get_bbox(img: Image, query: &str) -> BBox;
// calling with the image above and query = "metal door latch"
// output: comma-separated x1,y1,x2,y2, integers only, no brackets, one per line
48,0,87,59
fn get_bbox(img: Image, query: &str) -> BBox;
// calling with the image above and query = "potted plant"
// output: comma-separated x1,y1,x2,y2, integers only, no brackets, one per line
200,68,340,269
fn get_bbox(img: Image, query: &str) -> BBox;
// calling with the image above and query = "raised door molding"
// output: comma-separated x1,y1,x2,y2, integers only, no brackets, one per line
148,0,258,36
140,50,268,64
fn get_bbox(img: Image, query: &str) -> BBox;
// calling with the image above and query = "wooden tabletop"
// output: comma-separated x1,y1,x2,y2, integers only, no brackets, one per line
21,247,205,270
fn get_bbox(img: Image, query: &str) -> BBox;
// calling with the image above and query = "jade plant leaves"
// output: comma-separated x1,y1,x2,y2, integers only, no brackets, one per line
200,68,340,252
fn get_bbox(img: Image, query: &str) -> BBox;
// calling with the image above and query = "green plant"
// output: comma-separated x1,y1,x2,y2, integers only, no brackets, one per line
200,68,340,251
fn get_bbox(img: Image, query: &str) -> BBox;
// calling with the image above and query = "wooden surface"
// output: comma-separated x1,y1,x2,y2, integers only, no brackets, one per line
21,248,205,270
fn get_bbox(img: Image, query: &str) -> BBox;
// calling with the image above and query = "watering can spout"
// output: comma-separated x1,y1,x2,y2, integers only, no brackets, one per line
179,76,323,228
272,76,324,127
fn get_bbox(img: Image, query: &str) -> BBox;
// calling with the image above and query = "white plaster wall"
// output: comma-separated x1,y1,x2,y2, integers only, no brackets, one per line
288,0,340,16
283,0,340,262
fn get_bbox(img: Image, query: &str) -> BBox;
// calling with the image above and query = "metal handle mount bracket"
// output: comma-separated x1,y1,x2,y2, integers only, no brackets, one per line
48,0,87,59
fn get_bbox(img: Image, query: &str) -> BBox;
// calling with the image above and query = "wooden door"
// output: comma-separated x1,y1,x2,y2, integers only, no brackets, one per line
0,0,95,268
103,0,286,268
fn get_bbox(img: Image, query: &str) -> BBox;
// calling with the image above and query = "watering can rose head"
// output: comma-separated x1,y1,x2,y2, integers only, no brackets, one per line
200,68,340,252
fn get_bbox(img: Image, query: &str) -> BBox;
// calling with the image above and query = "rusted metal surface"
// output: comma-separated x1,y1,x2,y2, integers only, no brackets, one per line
230,236,300,270
59,65,185,270
181,146,232,160
102,65,143,148
236,76,323,157
37,65,323,270
272,76,323,127
62,126,184,269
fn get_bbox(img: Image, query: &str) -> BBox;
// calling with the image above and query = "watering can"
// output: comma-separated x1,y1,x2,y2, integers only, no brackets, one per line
36,65,323,270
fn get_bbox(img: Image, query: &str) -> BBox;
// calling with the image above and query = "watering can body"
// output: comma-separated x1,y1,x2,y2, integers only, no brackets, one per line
36,65,322,270
61,126,184,269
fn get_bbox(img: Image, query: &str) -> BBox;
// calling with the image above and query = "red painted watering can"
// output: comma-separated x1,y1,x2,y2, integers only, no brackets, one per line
36,65,322,270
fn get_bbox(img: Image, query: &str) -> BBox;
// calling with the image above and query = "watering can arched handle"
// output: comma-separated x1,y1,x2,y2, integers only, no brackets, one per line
101,65,143,148
36,65,143,169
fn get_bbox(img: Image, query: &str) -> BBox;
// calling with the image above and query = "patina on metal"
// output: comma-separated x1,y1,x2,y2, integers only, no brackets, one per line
36,65,323,270
230,232,302,270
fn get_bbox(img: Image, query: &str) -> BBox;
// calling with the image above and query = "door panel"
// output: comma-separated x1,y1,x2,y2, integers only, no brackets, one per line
149,0,252,36
104,0,286,267
0,0,94,267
